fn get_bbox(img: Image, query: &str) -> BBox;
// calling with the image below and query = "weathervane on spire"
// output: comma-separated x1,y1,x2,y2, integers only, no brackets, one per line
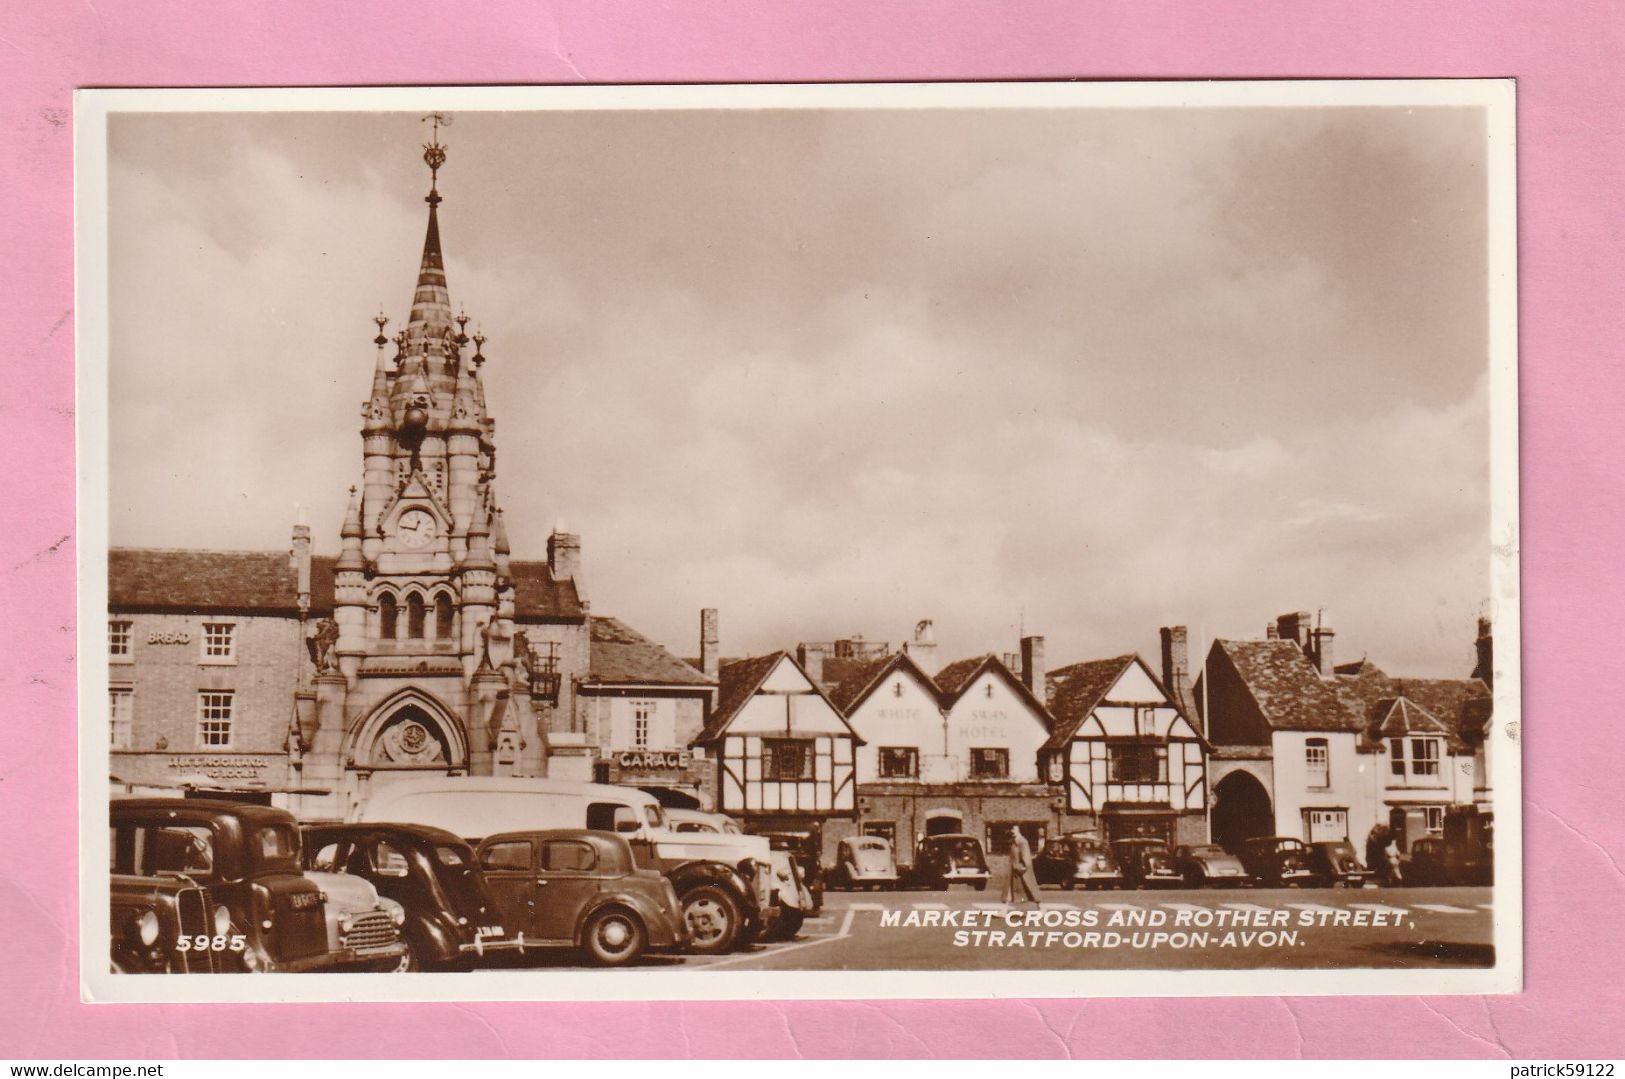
421,112,451,205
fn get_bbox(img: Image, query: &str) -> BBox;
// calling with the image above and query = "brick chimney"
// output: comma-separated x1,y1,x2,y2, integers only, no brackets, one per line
700,608,719,681
547,528,581,582
1276,611,1312,648
1020,635,1045,695
1473,615,1493,688
904,618,940,675
289,507,312,617
795,643,824,684
1160,625,1190,698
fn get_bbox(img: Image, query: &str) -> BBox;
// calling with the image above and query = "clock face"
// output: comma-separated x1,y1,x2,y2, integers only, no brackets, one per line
397,509,437,550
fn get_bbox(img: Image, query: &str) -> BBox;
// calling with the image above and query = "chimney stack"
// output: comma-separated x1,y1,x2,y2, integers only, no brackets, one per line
1020,635,1046,695
795,643,824,684
1276,611,1312,648
1309,613,1335,678
1473,615,1493,688
700,608,719,681
1160,625,1190,698
289,515,312,617
547,529,581,582
904,618,940,675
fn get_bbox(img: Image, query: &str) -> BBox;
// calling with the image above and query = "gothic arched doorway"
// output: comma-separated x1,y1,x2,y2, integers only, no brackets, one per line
348,691,467,773
1211,770,1273,853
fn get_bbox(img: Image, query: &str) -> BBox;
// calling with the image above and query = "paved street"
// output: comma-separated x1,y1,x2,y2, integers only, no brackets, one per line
692,884,1494,971
494,879,1493,972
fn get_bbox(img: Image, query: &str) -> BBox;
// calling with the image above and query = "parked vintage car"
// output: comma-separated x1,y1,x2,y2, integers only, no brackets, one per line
1237,836,1321,888
1033,835,1122,890
1307,840,1369,887
475,829,689,966
110,798,332,972
902,834,990,890
110,871,236,974
1171,843,1250,888
1403,805,1494,887
664,808,814,942
1111,838,1184,889
362,778,774,956
750,829,825,915
305,870,410,970
826,836,899,891
304,823,527,970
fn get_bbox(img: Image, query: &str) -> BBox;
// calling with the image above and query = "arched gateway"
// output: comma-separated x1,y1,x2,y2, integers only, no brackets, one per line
1210,769,1273,853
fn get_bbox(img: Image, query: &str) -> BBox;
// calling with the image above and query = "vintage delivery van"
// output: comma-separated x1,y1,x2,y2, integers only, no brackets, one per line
358,777,777,954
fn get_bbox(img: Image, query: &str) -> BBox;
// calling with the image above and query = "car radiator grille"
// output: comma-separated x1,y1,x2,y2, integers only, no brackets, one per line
341,911,399,954
176,887,219,973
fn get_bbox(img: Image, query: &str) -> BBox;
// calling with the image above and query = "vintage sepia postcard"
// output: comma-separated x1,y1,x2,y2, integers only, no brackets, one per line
76,80,1520,1003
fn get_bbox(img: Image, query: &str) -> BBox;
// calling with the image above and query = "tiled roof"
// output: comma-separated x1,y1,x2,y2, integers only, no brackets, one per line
825,653,939,715
586,617,711,686
935,653,1055,726
1372,697,1451,739
696,652,787,744
109,547,584,620
817,655,881,693
933,655,993,699
1041,655,1136,753
1219,639,1363,733
1386,677,1490,754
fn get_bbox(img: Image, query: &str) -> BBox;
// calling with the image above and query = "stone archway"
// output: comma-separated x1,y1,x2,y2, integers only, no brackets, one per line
1211,770,1273,853
924,808,964,836
348,689,468,772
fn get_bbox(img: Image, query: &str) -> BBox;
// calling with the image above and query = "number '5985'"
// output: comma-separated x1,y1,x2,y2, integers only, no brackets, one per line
176,934,246,952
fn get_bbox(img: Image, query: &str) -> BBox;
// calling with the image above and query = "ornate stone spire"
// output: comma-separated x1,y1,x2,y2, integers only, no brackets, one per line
336,486,366,571
408,114,454,342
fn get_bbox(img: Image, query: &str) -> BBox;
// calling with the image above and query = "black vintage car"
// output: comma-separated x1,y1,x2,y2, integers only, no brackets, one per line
476,829,690,966
1403,806,1494,887
110,871,236,974
1034,835,1122,890
1307,840,1368,887
304,823,526,970
110,798,332,973
1111,838,1184,889
1237,836,1320,888
902,834,990,890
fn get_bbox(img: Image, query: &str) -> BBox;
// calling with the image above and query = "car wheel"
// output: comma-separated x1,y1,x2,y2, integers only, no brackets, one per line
681,885,742,955
374,939,421,973
583,907,647,967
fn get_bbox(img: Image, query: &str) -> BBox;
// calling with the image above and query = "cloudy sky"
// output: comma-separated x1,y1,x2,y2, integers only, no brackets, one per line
105,100,1494,677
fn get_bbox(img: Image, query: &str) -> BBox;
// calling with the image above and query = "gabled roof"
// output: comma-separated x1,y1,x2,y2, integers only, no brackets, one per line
585,617,711,687
694,651,862,746
1385,677,1490,754
1215,639,1363,733
1041,655,1136,753
934,653,1054,725
825,652,937,715
695,652,789,744
109,547,584,620
1372,697,1451,739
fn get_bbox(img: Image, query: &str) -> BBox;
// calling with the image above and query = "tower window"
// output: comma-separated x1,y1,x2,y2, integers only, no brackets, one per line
406,593,426,639
200,622,235,663
109,620,132,661
434,593,454,641
379,594,399,639
197,691,234,748
110,688,133,749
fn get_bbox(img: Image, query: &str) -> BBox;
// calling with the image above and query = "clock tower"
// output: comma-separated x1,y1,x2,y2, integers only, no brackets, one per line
292,120,568,814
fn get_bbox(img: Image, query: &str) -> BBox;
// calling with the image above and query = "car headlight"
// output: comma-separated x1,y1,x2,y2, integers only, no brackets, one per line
213,904,232,937
136,910,161,947
383,899,406,927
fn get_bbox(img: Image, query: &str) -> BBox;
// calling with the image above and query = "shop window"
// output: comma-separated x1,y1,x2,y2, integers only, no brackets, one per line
1305,738,1330,788
109,620,132,661
197,691,234,748
969,747,1009,779
1303,807,1348,842
110,688,133,749
986,821,1045,856
878,746,918,779
763,739,815,781
1107,743,1166,783
200,622,235,663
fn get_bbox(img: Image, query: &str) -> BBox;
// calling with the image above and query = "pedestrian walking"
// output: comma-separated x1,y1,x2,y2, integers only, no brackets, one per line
1003,825,1041,904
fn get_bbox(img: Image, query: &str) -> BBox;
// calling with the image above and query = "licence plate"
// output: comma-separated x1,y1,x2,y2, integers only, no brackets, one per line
476,925,505,937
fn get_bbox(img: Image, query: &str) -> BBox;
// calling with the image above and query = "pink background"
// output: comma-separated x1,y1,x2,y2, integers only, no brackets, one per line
5,0,1623,1059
